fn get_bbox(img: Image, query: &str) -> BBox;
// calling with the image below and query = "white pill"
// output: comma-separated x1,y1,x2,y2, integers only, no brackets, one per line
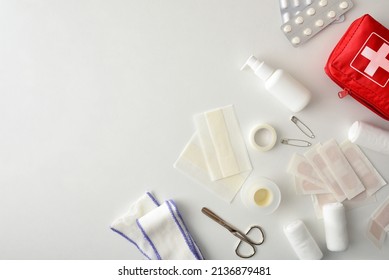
307,8,316,16
315,19,324,27
339,1,349,9
283,25,292,33
295,16,304,24
293,0,300,7
292,36,301,45
280,0,288,9
306,0,313,5
328,10,336,18
303,28,312,36
283,12,291,23
319,0,328,6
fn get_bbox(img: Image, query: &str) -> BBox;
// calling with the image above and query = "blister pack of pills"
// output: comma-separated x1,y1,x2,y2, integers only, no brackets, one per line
279,0,344,24
280,0,354,47
279,0,314,24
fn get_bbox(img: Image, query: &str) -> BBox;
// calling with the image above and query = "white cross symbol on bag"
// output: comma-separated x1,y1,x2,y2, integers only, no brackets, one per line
361,42,389,76
350,32,389,87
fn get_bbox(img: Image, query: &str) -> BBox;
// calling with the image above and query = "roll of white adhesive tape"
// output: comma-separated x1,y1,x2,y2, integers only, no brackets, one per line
249,124,277,152
240,177,281,215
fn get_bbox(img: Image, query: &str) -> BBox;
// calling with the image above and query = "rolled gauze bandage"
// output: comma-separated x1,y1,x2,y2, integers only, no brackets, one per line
348,121,389,155
283,220,323,260
322,202,348,252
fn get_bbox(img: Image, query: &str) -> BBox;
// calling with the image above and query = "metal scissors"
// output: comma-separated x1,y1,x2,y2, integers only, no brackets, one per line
201,207,265,258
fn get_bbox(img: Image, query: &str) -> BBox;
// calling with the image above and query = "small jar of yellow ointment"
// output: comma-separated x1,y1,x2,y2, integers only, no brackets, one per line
241,177,281,215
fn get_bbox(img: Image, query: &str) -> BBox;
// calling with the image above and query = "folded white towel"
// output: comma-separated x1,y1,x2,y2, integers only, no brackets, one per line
111,192,203,260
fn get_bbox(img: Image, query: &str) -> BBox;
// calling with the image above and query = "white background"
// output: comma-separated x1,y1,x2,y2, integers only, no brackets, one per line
0,0,388,260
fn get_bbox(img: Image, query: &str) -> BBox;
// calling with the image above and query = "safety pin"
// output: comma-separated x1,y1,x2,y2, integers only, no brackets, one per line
291,116,315,139
280,138,312,147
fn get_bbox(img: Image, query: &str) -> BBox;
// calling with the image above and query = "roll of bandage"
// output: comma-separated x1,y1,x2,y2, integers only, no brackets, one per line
348,121,389,155
283,220,323,260
322,202,348,252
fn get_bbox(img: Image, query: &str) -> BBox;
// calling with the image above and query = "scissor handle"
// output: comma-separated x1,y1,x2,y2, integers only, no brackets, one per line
202,207,266,258
235,225,265,259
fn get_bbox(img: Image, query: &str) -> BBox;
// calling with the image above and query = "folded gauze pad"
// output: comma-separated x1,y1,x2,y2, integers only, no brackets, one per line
175,105,252,202
348,121,389,155
194,105,252,181
174,133,251,202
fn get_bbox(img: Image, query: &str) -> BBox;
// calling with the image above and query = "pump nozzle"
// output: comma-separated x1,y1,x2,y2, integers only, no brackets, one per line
240,55,262,71
240,55,275,81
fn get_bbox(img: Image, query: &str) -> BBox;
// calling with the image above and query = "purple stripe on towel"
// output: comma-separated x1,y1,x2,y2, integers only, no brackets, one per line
168,200,204,260
136,219,161,260
166,200,203,260
146,192,160,207
110,227,151,260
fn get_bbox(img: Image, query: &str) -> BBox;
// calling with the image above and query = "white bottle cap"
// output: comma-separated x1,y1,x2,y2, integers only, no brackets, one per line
241,55,275,81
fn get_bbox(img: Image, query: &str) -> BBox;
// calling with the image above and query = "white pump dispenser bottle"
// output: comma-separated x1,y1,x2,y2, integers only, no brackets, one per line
241,55,311,112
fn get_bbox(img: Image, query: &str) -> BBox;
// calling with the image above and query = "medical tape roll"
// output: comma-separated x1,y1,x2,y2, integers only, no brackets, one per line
348,121,389,155
240,177,281,215
322,202,348,252
249,123,277,152
283,219,323,260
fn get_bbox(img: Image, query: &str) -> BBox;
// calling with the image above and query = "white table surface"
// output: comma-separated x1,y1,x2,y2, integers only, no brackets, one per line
1,0,389,260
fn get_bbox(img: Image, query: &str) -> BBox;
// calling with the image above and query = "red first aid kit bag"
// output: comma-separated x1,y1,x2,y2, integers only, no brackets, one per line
325,14,389,120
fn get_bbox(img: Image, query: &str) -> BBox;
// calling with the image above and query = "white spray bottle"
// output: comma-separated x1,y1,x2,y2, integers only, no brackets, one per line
241,55,311,112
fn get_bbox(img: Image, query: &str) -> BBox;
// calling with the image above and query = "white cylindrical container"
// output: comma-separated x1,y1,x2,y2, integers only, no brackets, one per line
348,121,389,155
241,55,311,112
240,177,281,215
322,202,348,252
283,220,323,260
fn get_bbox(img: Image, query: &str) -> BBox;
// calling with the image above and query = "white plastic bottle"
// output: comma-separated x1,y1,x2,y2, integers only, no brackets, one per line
241,55,311,112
